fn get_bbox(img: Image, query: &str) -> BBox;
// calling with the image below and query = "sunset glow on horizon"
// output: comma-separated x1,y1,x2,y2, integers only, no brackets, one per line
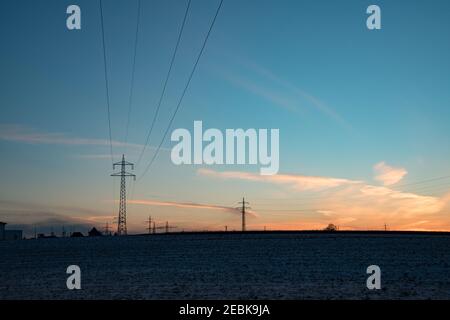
1,0,450,236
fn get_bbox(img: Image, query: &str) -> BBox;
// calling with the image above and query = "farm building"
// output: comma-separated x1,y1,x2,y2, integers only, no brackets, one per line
0,222,5,240
0,222,23,241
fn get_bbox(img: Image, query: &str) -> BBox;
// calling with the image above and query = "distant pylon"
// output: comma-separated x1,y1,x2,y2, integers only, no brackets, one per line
104,222,111,236
146,215,152,234
157,221,177,233
237,197,251,232
111,154,136,236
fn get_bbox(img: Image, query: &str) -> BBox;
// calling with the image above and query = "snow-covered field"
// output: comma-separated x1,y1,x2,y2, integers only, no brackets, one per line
1,233,449,299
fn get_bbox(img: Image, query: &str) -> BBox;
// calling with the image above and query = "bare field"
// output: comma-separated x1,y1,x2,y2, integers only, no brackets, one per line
1,233,450,299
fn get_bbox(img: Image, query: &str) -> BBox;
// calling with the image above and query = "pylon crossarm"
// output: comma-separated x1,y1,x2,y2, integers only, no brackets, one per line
112,162,134,169
111,172,136,177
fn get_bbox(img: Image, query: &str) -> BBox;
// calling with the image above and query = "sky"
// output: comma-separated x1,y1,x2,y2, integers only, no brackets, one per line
1,0,450,236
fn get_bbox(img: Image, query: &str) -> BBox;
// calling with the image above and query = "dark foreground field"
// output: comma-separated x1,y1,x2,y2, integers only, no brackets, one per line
1,232,450,299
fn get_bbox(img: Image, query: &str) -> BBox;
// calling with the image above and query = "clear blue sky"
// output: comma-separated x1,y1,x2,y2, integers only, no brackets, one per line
1,0,450,235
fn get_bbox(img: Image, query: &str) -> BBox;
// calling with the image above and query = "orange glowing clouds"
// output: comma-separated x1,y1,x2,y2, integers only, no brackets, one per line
373,161,408,186
198,168,450,231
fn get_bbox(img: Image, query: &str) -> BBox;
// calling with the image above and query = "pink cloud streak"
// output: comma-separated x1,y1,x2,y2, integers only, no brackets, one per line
129,199,258,217
198,168,361,191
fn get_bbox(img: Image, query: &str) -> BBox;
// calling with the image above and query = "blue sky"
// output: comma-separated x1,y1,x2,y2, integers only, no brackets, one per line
1,0,450,234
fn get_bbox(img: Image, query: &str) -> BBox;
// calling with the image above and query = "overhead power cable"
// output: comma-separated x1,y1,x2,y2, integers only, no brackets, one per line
99,0,114,166
138,0,224,180
124,0,142,155
135,0,192,167
392,174,450,189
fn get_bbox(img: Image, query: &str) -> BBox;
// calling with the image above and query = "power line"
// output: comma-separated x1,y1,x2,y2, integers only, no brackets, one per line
255,208,323,212
136,0,192,168
393,175,450,190
103,222,111,236
124,0,142,155
99,0,114,166
100,0,117,227
401,182,450,194
138,0,224,180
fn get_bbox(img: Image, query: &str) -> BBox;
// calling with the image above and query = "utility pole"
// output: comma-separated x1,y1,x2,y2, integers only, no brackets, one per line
384,223,388,231
104,222,111,236
237,197,251,232
152,221,156,234
153,221,177,233
111,154,136,236
146,215,153,234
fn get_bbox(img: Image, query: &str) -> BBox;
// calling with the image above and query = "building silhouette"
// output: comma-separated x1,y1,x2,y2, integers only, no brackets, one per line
0,222,23,241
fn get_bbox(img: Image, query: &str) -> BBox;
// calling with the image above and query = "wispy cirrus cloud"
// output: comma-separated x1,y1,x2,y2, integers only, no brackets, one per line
373,161,408,186
0,124,128,147
212,57,351,129
0,124,168,158
0,199,109,216
244,61,350,129
221,72,302,114
198,168,361,191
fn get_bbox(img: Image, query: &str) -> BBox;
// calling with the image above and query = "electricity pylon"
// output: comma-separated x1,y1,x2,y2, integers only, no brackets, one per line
104,222,111,236
153,221,177,233
237,197,251,232
111,154,135,236
164,221,177,233
146,215,153,234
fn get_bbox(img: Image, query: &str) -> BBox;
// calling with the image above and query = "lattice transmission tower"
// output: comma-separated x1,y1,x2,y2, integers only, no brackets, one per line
111,154,136,235
237,197,251,232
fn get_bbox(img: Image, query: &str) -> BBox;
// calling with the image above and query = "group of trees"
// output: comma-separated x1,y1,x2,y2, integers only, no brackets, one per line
323,224,338,232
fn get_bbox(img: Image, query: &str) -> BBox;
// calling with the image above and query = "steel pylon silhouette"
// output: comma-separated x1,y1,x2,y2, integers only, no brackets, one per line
237,197,251,232
111,154,135,236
